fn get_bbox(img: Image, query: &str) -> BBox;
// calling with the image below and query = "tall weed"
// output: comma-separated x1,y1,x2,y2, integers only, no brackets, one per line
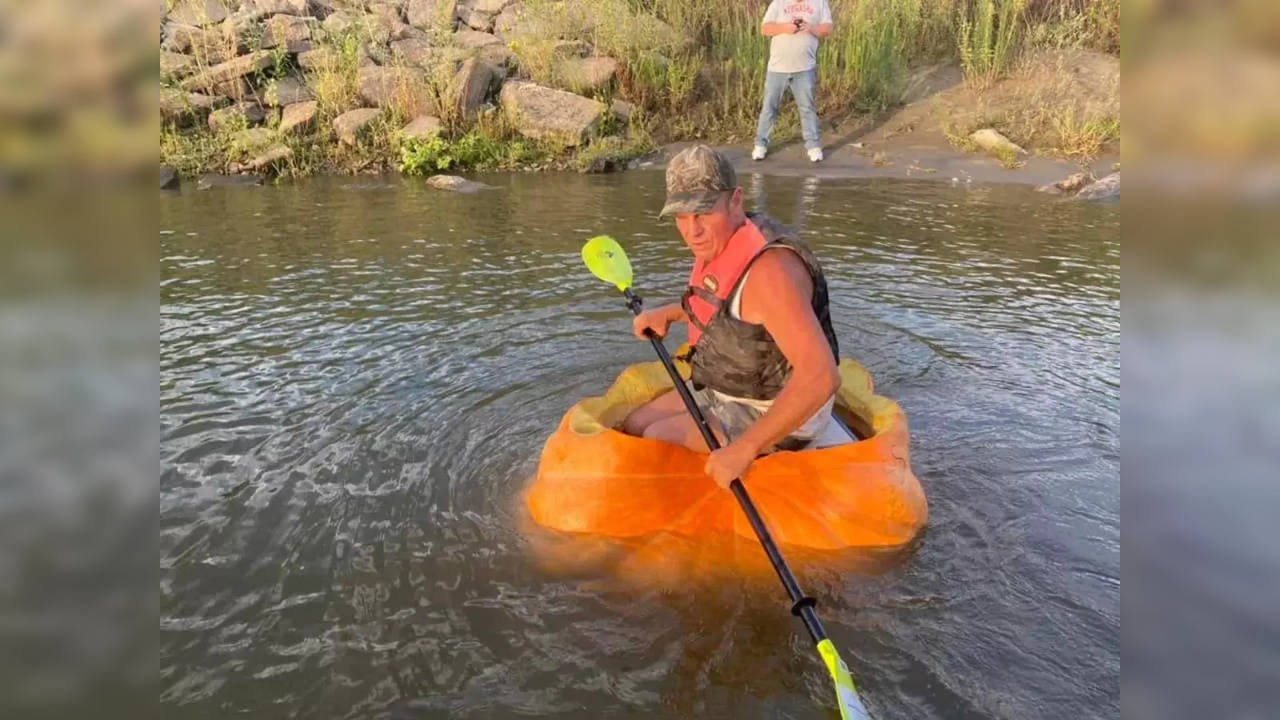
959,0,1028,84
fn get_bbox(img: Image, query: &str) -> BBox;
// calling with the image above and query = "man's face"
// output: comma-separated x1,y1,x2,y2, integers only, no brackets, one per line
674,188,742,263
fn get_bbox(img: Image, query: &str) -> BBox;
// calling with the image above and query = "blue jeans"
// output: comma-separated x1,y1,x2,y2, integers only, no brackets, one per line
755,69,821,150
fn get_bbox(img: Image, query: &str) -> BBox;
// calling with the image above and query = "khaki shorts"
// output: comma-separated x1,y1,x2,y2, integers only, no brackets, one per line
692,387,835,452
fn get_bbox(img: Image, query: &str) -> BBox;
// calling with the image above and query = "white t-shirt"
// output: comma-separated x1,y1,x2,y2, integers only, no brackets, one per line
762,0,834,74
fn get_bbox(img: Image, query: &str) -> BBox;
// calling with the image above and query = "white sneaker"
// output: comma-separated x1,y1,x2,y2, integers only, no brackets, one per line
751,145,767,161
807,147,824,163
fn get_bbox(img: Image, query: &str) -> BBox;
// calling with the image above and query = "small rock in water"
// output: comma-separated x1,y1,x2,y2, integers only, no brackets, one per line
426,175,494,193
1075,172,1119,201
1056,172,1094,194
1038,172,1098,195
161,166,180,190
197,173,264,189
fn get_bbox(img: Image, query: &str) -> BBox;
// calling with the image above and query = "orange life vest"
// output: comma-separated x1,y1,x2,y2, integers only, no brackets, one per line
683,219,769,345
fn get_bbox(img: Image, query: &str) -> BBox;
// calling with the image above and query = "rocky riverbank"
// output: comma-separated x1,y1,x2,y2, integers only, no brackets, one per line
160,0,1119,197
161,0,657,179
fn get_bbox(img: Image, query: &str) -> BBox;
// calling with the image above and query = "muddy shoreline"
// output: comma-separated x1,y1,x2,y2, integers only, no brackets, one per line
641,139,1118,188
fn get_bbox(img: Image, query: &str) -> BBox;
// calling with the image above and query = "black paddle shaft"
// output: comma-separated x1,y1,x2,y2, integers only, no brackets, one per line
622,289,827,645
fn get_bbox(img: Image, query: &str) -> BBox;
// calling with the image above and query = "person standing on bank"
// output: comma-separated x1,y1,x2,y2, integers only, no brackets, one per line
753,0,834,163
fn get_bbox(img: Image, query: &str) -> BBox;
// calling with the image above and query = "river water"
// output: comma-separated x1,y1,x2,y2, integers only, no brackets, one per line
160,172,1118,719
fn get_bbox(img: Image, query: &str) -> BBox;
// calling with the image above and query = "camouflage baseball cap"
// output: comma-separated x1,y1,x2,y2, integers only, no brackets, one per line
659,144,738,216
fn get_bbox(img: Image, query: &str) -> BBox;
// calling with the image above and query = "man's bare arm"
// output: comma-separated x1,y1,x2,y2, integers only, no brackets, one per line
761,22,797,37
733,250,840,454
808,22,833,38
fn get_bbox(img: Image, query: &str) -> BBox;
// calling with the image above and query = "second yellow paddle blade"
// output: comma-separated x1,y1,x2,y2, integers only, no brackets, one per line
582,235,633,292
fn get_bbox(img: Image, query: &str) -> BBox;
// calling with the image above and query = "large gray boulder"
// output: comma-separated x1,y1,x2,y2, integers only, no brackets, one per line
401,115,443,141
451,57,495,120
322,9,356,34
208,102,267,132
213,78,253,102
160,51,196,79
279,100,319,134
333,108,383,145
180,51,274,92
357,65,437,116
555,56,617,94
407,0,457,29
161,88,229,125
389,38,435,68
464,9,494,32
363,2,421,43
453,29,503,49
168,0,230,27
499,80,605,147
477,43,516,74
263,75,313,106
493,2,521,36
262,14,316,53
163,24,242,63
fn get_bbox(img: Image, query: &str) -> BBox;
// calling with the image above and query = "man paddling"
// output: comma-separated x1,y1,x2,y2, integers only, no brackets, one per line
622,144,842,489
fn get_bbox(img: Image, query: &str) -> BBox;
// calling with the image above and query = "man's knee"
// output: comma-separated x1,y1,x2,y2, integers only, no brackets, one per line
621,411,647,436
640,415,684,445
621,391,681,436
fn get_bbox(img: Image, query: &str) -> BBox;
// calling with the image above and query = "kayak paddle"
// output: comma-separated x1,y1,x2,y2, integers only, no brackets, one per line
581,235,871,720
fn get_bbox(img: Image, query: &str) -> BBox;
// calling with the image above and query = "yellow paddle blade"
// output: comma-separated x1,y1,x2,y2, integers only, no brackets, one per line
817,639,871,720
582,235,633,292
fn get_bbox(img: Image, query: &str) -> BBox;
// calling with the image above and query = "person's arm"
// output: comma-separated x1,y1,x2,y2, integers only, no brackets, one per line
632,301,687,340
804,2,834,39
807,22,833,38
732,251,840,455
760,1,794,37
703,251,839,487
